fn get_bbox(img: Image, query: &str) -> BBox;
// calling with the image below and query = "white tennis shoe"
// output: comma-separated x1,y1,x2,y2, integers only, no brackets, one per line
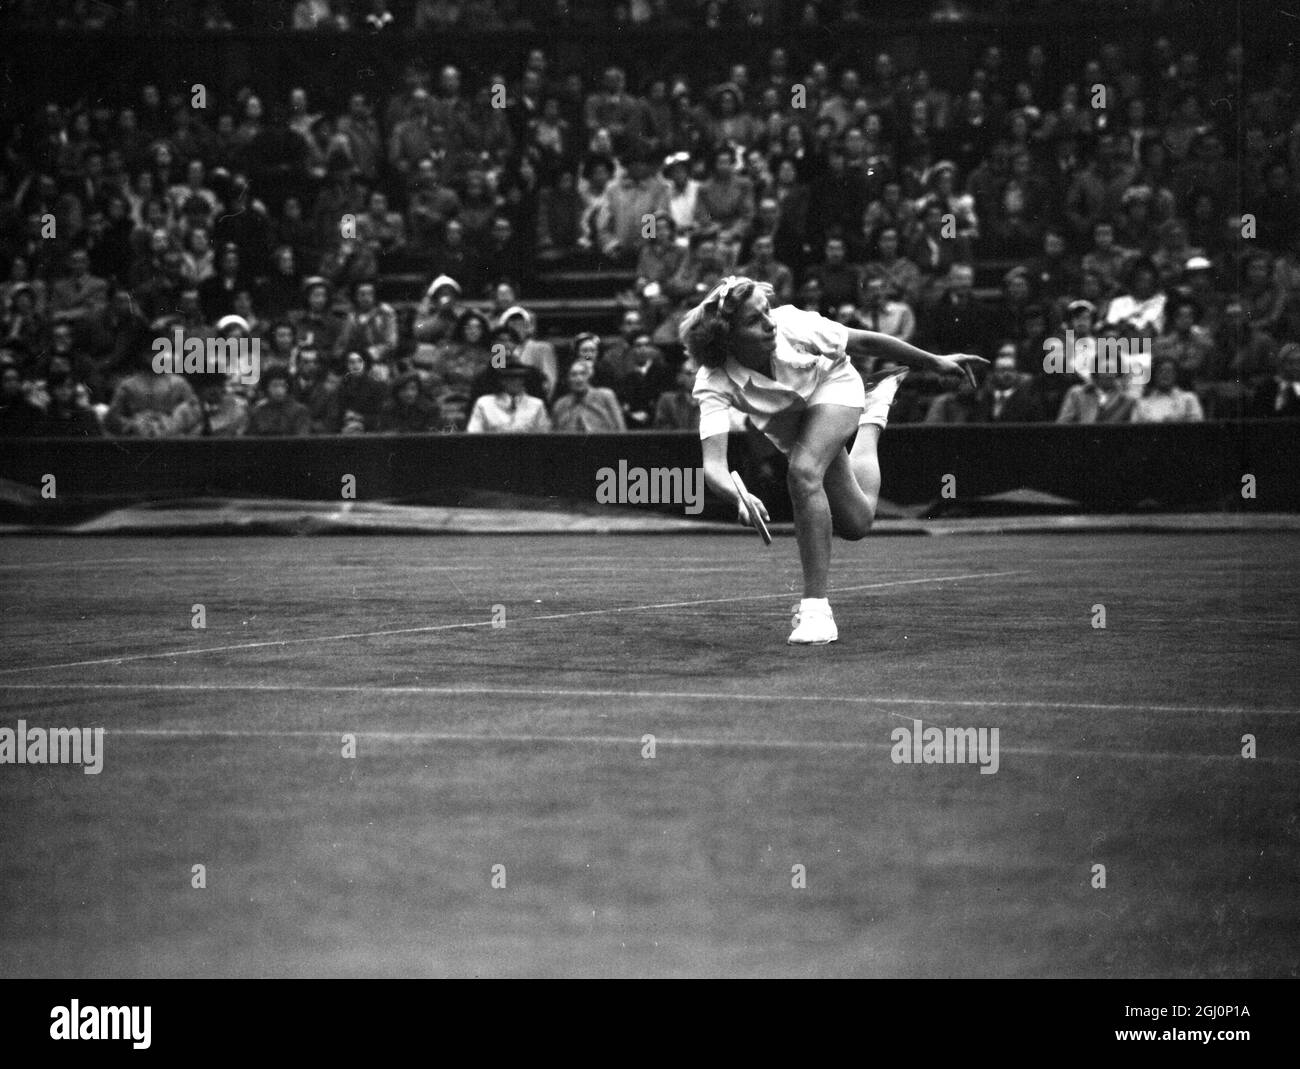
788,602,838,645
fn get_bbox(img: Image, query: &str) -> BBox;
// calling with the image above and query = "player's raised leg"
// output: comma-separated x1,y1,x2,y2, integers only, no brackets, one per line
821,366,907,539
822,423,882,541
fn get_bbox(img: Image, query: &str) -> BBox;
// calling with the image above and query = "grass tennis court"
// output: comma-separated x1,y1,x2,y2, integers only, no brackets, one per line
1,532,1296,977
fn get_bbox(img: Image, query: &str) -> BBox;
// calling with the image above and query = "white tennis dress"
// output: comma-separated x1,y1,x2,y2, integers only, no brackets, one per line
693,304,907,454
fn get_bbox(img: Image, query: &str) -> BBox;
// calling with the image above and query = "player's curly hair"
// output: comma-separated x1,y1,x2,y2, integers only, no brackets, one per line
679,276,776,368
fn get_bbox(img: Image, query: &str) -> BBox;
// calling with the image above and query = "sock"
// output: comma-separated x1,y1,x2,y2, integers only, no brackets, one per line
799,597,831,615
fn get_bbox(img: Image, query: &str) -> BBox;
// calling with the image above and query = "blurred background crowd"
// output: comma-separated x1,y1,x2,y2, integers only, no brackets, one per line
2,0,1298,439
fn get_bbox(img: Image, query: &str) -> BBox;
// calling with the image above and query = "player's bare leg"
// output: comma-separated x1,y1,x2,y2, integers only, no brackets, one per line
786,404,861,644
823,423,883,540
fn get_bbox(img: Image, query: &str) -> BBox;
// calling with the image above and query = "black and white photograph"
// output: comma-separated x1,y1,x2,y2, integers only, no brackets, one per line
0,0,1295,1016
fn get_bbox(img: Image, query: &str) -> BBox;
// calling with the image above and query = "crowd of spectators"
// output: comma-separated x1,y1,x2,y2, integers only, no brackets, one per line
3,11,1300,439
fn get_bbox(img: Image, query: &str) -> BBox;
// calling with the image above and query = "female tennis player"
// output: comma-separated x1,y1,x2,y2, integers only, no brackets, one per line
681,276,986,645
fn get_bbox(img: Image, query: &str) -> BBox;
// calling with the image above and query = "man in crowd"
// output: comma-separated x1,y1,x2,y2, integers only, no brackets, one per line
466,360,551,432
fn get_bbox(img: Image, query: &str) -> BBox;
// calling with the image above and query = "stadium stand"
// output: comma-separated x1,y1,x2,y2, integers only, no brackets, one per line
1,0,1297,453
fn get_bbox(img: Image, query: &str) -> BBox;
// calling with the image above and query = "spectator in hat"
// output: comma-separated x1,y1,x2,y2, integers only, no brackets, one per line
498,304,557,398
663,152,700,236
291,276,342,355
246,365,311,436
1174,256,1225,335
413,274,464,345
378,370,443,433
1133,356,1204,422
466,359,551,433
551,358,625,432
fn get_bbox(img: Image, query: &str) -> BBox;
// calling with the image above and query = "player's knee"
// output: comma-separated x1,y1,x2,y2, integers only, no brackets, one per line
838,505,875,540
787,460,825,499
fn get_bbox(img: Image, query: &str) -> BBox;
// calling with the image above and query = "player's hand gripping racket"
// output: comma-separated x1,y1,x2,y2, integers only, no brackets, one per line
730,470,772,545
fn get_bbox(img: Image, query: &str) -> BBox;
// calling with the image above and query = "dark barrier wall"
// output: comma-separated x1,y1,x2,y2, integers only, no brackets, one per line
2,421,1297,523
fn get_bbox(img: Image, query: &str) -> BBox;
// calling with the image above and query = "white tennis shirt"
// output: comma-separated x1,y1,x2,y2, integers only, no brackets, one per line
693,305,852,440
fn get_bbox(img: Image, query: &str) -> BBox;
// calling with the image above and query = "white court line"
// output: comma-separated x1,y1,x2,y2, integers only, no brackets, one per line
0,556,161,570
0,570,1022,674
94,727,1299,765
0,681,1292,717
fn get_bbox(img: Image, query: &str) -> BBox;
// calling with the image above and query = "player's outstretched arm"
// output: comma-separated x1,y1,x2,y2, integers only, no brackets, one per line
845,328,988,386
702,431,770,528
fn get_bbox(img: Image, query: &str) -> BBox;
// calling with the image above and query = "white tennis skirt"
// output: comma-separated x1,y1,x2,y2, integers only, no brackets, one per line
756,365,909,455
